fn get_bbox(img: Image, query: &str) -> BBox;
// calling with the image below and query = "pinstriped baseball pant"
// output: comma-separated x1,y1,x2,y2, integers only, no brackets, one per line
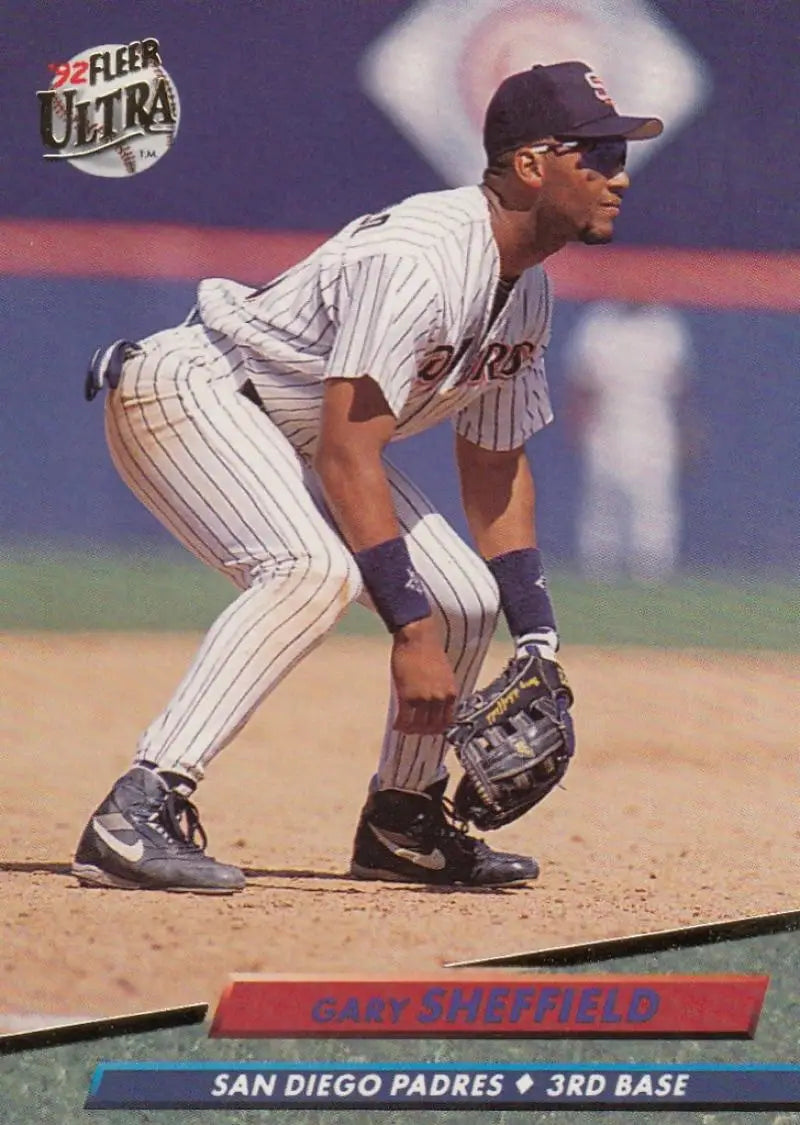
104,326,500,793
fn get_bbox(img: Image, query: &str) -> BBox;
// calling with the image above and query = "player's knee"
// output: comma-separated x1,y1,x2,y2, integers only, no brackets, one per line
249,548,362,608
322,549,364,608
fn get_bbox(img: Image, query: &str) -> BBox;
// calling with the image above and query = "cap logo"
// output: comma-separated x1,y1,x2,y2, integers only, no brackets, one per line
584,71,615,106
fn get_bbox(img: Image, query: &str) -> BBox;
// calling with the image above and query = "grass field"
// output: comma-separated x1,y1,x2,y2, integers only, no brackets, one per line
1,548,796,649
1,926,798,1124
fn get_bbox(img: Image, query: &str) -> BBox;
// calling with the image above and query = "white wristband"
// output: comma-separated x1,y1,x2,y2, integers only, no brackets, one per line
515,628,559,661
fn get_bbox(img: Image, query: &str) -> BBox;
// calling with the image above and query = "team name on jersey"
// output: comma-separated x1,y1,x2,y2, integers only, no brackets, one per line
418,338,537,386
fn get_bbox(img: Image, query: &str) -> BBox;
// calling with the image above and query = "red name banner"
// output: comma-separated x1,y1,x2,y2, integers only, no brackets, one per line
209,974,767,1039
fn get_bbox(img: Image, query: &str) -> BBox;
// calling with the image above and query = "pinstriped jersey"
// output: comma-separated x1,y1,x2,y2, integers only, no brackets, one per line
196,186,554,454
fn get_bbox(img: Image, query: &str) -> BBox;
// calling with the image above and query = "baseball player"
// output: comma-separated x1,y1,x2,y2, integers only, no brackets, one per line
564,301,695,583
73,61,662,892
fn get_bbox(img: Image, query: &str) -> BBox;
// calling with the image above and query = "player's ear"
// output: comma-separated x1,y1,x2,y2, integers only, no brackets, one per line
512,146,546,187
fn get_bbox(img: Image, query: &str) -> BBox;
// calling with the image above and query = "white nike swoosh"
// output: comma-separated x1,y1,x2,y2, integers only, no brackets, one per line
92,817,145,863
369,825,447,871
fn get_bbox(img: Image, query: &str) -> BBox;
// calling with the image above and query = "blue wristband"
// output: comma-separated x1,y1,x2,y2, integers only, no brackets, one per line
486,547,557,641
353,537,431,633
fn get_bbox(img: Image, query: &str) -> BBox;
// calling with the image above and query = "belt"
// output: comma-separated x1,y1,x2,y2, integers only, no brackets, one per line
85,334,266,412
84,304,201,403
239,378,266,410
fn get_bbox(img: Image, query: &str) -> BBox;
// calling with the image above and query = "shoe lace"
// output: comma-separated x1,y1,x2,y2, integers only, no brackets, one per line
154,792,209,853
435,796,486,858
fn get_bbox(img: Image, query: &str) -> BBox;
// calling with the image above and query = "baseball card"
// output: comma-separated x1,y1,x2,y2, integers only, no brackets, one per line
2,1,798,1121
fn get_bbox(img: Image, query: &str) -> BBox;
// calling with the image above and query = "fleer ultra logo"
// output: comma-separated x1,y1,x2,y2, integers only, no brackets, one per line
37,38,180,177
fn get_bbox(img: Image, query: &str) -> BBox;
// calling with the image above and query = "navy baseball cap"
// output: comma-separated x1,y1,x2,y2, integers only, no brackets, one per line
483,61,663,161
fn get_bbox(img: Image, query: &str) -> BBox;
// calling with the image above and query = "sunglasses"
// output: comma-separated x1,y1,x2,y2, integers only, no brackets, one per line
530,138,628,178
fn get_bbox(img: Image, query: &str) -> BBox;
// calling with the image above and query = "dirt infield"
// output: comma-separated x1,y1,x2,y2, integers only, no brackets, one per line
1,634,797,1027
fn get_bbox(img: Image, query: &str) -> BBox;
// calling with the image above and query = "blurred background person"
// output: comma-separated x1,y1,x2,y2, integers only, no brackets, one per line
563,301,698,584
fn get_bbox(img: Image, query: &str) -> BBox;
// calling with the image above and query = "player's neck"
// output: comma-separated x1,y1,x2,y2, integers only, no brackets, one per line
480,183,568,275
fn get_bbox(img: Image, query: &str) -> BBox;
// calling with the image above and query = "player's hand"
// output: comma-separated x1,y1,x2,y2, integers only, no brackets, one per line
391,618,457,735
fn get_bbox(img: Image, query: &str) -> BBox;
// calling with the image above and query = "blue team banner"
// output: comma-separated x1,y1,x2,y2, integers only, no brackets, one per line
86,1061,800,1110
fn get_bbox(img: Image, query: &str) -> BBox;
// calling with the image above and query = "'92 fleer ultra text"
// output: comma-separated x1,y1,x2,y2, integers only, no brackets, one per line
37,37,180,177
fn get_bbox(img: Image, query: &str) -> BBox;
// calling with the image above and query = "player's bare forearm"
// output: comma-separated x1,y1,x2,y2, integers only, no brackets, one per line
314,376,402,551
316,443,400,550
456,433,537,558
317,377,455,734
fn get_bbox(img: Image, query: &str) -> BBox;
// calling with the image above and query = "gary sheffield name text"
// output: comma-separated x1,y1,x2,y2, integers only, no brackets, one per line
310,984,660,1027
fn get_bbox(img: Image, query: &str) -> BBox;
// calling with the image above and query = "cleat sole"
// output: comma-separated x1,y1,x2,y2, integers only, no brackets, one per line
71,862,244,895
349,861,535,887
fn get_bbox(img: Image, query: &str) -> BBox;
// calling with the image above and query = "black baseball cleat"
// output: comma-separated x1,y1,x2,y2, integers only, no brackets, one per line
71,764,246,894
350,782,539,887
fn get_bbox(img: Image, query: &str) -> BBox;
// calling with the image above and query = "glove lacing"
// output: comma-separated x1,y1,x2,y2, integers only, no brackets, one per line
457,653,530,715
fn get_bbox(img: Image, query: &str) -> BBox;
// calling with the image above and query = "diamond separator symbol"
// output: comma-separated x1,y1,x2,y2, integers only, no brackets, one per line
515,1073,535,1093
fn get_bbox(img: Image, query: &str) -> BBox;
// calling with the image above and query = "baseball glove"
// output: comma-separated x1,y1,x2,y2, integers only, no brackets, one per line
446,648,575,831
